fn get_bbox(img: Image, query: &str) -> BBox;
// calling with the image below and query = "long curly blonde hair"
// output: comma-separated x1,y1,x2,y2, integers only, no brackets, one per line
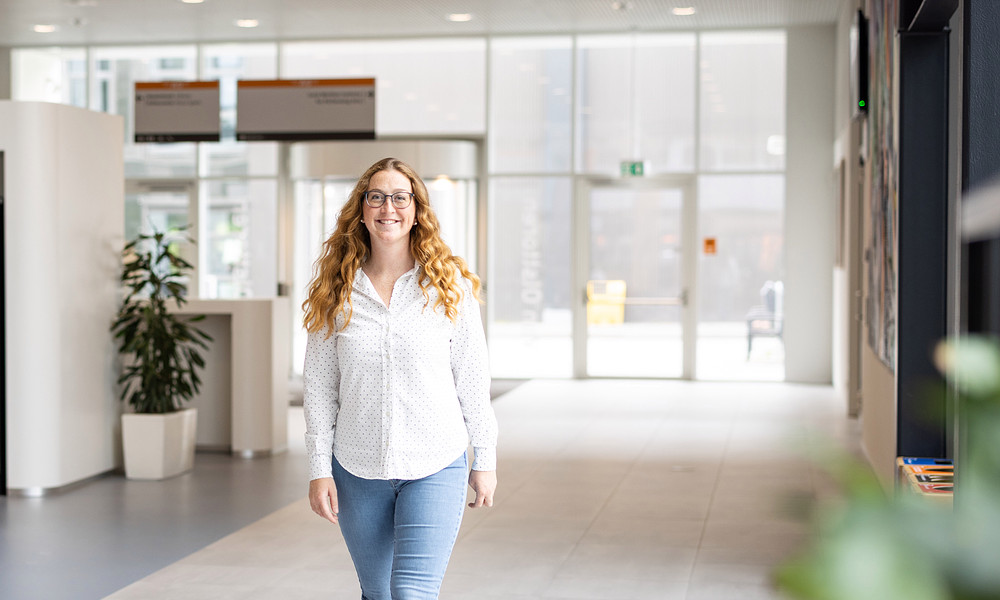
302,157,481,336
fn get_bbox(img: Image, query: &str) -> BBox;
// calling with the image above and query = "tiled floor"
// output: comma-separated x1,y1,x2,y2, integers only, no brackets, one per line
103,379,859,600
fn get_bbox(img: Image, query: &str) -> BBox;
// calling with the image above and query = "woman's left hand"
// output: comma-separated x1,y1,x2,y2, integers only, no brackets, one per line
468,470,497,508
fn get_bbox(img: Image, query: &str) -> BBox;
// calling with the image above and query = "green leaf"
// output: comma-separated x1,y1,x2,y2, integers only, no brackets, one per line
934,336,1000,399
111,224,210,414
781,337,1000,600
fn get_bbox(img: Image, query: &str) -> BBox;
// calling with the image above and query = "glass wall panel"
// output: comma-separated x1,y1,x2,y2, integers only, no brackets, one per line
489,37,572,174
291,178,355,376
291,179,326,376
121,143,197,178
699,31,786,171
428,177,477,268
198,179,277,299
576,34,696,175
696,174,784,381
124,185,194,292
91,45,199,177
488,177,572,378
12,47,87,107
125,187,190,243
200,43,279,177
280,39,486,135
322,180,356,236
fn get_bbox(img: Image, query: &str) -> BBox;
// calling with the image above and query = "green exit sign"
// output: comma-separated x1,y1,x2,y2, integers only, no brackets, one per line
620,160,647,176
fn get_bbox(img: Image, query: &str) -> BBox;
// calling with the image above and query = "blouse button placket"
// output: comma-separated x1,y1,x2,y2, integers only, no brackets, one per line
381,307,392,473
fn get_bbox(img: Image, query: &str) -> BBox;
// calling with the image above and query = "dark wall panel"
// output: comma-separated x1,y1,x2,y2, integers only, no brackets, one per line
896,33,950,458
1,151,5,494
963,0,1000,338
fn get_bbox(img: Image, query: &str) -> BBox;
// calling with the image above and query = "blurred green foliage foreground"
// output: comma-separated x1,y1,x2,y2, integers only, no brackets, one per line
776,336,1000,600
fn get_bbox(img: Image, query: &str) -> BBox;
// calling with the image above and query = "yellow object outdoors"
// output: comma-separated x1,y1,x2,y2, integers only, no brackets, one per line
587,279,627,325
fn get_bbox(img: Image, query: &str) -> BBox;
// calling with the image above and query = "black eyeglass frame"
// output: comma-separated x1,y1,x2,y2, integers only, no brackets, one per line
363,191,415,209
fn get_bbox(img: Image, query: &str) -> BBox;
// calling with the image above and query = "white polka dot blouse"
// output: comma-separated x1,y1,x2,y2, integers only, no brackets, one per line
303,263,498,481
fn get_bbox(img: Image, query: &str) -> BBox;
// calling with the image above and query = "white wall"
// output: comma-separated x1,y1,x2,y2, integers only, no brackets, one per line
832,1,865,417
1,101,124,492
784,27,837,384
862,344,897,484
850,1,896,488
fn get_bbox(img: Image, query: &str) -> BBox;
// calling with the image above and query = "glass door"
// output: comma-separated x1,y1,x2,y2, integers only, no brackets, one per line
575,179,694,378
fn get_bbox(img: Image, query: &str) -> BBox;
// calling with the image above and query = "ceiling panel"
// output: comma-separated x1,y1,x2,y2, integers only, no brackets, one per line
0,0,845,47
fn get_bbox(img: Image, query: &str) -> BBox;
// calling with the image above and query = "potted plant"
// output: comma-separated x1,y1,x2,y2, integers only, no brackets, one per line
111,227,212,480
776,336,1000,599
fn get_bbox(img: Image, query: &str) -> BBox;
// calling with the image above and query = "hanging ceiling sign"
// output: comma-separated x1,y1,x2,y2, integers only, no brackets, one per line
236,78,376,142
134,81,221,143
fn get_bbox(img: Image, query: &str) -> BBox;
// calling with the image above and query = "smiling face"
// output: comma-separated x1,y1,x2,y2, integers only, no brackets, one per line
362,169,417,253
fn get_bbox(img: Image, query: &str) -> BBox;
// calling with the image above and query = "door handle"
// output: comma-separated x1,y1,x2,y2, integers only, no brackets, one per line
584,293,688,306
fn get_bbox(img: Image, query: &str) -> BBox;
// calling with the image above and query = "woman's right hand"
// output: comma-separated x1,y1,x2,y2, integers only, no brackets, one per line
309,477,339,524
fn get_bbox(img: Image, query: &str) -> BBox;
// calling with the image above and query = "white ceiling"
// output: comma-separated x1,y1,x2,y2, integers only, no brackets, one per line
1,0,845,47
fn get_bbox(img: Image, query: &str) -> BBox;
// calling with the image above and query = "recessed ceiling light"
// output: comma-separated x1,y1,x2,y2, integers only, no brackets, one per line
447,13,473,22
235,18,259,28
432,175,454,190
33,24,58,33
672,6,696,16
180,0,205,3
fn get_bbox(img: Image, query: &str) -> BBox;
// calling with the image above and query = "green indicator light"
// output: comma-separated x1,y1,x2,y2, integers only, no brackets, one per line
859,100,866,108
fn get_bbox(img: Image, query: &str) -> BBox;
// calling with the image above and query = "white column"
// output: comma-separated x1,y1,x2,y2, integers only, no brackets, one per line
784,26,837,384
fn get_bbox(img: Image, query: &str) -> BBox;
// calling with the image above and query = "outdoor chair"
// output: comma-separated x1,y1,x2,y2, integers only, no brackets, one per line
745,280,784,358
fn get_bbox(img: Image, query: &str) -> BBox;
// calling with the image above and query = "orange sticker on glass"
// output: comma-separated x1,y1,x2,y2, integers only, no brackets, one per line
703,238,717,255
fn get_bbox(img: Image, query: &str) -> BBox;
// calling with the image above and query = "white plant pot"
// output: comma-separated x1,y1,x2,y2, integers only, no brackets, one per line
122,408,198,480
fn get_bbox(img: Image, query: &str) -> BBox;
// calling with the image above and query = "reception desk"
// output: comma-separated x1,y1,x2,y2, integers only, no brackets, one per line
170,298,290,457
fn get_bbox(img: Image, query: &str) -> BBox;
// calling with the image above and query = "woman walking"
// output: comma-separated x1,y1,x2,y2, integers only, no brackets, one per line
302,157,498,600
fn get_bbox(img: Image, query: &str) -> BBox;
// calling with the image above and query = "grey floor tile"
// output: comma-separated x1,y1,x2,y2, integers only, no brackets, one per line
448,538,577,574
243,586,361,600
106,582,258,600
530,458,636,486
544,575,689,600
602,490,714,521
442,568,557,597
698,519,810,564
127,563,292,589
685,580,789,600
689,560,778,586
460,513,592,544
705,495,814,523
499,478,617,505
694,545,803,567
267,566,360,593
623,461,722,484
555,541,698,582
582,514,706,547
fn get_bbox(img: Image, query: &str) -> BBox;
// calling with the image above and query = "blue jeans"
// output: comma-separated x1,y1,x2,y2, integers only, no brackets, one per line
331,452,468,600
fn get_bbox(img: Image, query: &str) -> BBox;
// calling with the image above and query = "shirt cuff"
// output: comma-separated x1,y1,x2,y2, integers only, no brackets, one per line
471,446,496,471
308,452,333,481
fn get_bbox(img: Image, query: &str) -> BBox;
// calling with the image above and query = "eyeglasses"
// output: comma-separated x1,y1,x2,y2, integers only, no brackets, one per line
364,191,414,209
